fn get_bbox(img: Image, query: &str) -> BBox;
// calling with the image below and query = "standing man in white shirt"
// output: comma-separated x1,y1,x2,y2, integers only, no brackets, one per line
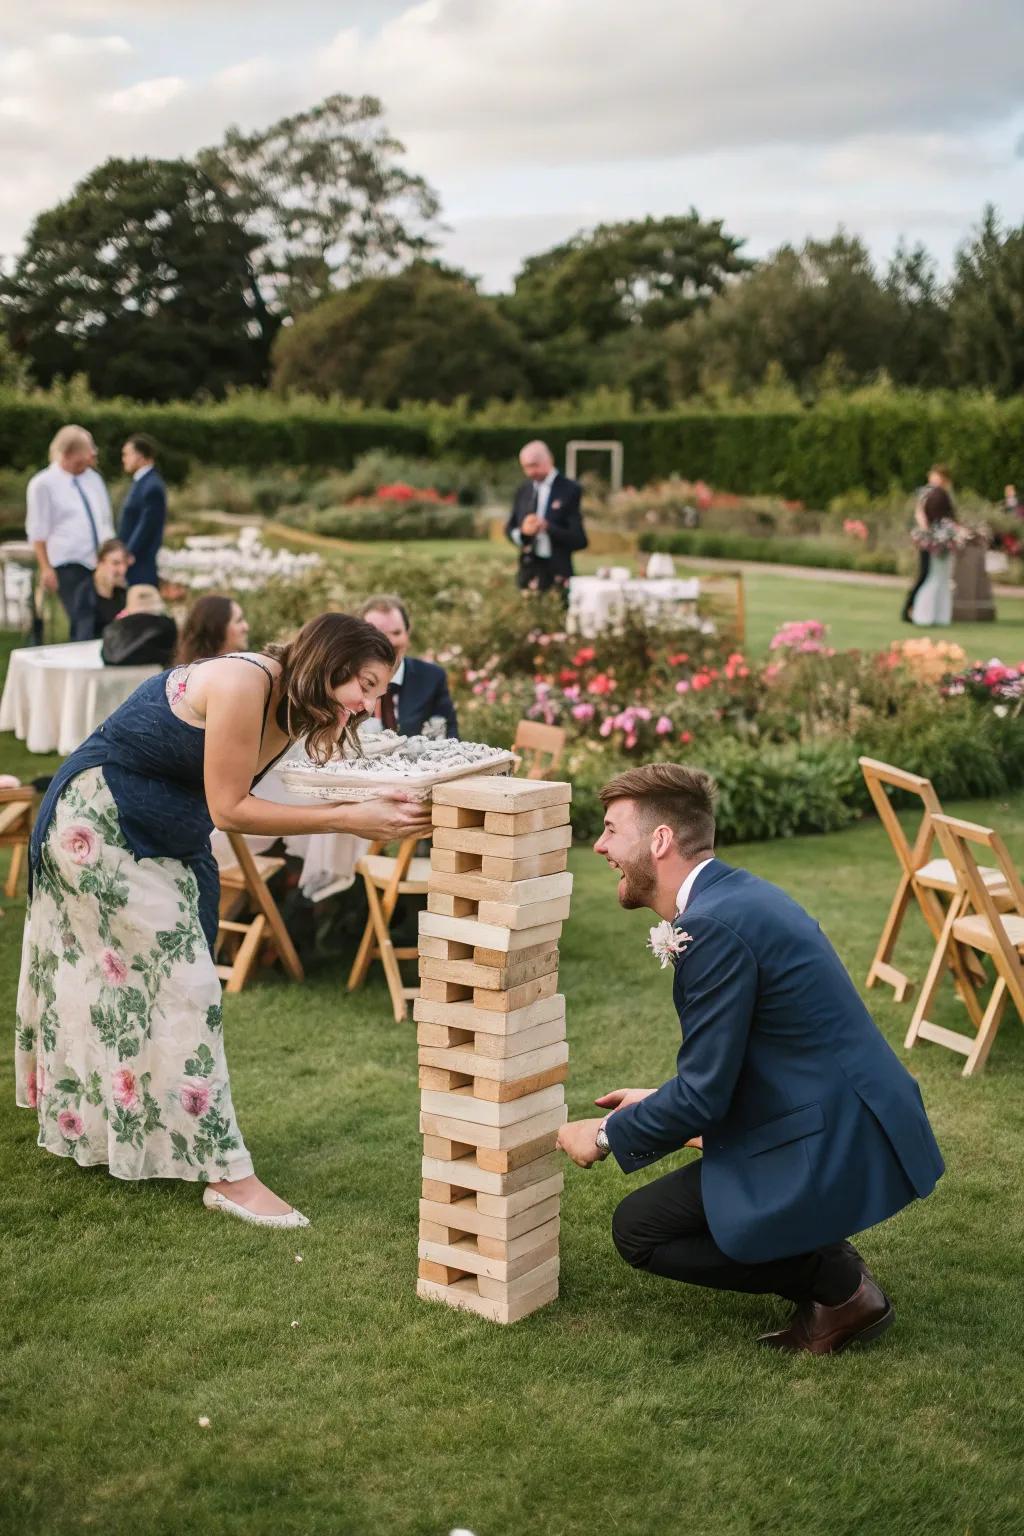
505,439,587,596
25,424,114,638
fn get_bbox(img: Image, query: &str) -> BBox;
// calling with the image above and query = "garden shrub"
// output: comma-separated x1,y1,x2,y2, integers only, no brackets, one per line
638,527,901,573
302,501,477,541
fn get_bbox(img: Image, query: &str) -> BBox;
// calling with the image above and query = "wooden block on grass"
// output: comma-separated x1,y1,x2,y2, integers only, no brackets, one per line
418,1257,471,1286
419,1103,567,1151
418,1233,560,1284
476,1216,560,1263
484,804,570,836
480,851,568,882
420,1083,565,1128
476,1128,562,1174
421,1149,561,1198
432,778,571,814
475,1255,560,1303
416,1273,558,1324
475,1172,564,1218
419,1195,561,1242
431,804,485,829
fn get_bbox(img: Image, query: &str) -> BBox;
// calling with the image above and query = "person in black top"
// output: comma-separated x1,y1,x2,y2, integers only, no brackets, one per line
100,584,179,667
68,538,128,641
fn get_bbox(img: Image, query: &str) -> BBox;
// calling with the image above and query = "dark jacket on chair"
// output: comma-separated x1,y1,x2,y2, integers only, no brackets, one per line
118,468,167,587
605,859,944,1264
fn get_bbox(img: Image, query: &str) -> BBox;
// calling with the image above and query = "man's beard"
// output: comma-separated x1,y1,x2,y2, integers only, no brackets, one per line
616,849,657,910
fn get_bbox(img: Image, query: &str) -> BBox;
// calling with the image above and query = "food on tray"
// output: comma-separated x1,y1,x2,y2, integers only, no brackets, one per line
278,735,516,801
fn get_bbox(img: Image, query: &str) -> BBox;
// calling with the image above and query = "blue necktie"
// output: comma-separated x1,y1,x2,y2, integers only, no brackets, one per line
73,477,100,554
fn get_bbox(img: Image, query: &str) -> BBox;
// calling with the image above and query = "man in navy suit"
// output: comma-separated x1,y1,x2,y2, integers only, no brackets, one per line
360,594,459,738
557,763,944,1354
505,440,587,594
117,434,167,587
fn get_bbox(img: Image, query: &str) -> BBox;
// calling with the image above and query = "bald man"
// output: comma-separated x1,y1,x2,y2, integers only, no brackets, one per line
505,440,587,595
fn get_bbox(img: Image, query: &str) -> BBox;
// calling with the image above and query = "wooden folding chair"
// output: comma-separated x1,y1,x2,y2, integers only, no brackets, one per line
347,834,430,1022
215,832,304,995
513,720,566,780
906,815,1024,1075
858,758,1005,1001
0,785,39,903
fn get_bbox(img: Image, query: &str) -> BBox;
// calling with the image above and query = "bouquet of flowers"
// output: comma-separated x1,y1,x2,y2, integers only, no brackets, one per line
911,519,966,556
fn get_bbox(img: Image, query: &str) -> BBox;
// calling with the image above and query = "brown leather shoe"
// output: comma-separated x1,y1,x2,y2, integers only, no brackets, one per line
757,1277,894,1355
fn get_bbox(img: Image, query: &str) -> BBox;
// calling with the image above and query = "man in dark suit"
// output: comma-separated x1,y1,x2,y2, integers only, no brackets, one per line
558,762,944,1355
360,594,459,738
118,433,167,587
505,440,587,593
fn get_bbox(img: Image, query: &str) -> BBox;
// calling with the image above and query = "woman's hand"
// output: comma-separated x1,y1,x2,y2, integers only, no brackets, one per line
337,790,434,842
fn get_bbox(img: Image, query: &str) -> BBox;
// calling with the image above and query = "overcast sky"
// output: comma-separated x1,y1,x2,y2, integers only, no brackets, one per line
1,0,1021,289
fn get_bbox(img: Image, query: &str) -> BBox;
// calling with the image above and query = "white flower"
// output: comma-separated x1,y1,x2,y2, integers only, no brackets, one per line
648,921,693,968
197,1416,211,1429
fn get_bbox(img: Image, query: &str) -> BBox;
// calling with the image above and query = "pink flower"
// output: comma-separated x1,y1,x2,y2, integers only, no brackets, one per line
599,719,613,738
571,702,595,721
24,1071,39,1108
674,679,690,694
624,733,638,749
100,949,128,986
112,1068,138,1110
656,715,673,735
179,1081,210,1118
57,1109,83,1140
59,823,99,866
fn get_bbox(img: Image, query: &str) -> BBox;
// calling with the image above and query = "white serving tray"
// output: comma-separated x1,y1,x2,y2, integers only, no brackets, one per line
278,751,518,803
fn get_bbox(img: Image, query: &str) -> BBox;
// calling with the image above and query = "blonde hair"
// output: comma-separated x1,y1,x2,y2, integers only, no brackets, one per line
48,424,93,462
124,584,165,616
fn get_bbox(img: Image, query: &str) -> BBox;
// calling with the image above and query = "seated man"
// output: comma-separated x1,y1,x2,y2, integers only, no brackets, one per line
69,538,128,642
360,594,458,738
557,762,944,1355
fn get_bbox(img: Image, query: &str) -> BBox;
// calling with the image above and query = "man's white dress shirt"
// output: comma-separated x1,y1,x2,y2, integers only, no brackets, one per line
676,859,715,918
25,463,114,570
511,468,557,560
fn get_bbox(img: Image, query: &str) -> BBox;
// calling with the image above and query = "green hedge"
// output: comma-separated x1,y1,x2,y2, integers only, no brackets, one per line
638,528,900,573
298,502,477,541
3,389,1022,501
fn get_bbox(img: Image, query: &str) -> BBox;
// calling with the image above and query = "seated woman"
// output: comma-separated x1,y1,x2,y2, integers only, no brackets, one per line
17,613,433,1228
69,539,128,642
100,584,179,667
177,594,249,664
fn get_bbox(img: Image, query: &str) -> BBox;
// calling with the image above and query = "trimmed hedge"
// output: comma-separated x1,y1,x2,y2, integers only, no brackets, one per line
299,502,477,541
2,389,1022,501
638,528,900,573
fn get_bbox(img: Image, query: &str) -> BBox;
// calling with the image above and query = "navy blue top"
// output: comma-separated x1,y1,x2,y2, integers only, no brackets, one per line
30,656,285,950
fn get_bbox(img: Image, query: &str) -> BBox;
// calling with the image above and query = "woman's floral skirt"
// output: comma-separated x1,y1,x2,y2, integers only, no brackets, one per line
15,766,253,1183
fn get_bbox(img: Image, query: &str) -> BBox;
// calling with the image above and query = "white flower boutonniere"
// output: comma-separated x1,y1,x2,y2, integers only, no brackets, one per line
551,500,562,510
648,921,693,968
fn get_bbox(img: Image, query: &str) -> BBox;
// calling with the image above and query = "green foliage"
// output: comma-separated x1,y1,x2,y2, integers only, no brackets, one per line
638,527,900,573
198,93,441,316
946,207,1024,396
297,501,477,542
0,158,275,401
272,262,534,406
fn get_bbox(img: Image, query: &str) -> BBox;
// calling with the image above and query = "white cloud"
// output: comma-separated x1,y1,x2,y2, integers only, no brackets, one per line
103,76,186,114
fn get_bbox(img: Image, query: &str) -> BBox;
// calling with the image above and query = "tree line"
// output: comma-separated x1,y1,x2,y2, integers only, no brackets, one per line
1,94,1021,408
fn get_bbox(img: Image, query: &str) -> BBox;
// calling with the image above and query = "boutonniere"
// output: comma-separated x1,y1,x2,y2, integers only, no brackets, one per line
648,921,693,968
551,500,562,510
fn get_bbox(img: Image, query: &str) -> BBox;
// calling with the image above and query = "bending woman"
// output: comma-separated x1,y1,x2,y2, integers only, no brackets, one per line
16,612,431,1228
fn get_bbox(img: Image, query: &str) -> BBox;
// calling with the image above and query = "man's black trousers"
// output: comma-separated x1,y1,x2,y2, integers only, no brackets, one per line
612,1158,863,1306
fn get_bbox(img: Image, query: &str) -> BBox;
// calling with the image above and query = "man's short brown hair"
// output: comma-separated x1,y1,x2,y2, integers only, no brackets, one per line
599,763,717,858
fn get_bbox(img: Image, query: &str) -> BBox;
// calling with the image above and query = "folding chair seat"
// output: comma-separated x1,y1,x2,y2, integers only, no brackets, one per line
905,814,1024,1076
215,832,305,994
0,785,39,903
347,834,425,1022
858,757,1008,1002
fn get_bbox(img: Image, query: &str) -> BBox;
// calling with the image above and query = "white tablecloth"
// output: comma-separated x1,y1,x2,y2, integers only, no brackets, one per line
211,753,370,902
568,576,702,637
0,641,160,755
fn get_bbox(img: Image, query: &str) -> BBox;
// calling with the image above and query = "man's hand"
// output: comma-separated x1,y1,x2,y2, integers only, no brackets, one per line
40,566,58,593
521,513,541,536
557,1118,606,1168
594,1087,656,1113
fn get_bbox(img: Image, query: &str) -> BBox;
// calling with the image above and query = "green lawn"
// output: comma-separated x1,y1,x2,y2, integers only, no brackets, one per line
2,797,1024,1536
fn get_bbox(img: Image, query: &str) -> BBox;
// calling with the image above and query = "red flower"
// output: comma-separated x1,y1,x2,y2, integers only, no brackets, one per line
559,668,579,684
573,646,596,666
667,652,689,666
587,672,616,696
678,730,693,744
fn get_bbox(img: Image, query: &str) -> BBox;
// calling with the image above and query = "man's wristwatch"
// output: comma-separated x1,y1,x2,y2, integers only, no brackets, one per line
595,1120,611,1160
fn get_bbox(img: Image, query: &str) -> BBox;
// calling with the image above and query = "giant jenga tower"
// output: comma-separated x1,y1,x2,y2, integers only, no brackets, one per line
415,775,572,1323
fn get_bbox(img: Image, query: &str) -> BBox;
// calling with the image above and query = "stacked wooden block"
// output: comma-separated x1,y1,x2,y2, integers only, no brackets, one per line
416,774,572,1323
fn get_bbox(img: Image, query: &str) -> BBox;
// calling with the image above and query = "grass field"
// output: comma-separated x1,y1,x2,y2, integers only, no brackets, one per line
2,796,1024,1536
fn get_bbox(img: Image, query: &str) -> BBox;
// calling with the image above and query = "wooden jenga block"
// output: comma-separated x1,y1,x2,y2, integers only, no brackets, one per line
419,1102,567,1150
475,1172,564,1217
418,978,474,1004
418,1258,470,1286
471,1062,568,1102
417,1039,568,1081
480,850,568,882
418,935,473,962
420,1218,463,1245
419,910,562,954
418,1233,559,1284
483,804,570,836
431,804,486,829
415,991,565,1039
416,1272,558,1324
420,1083,564,1128
432,778,571,814
475,896,571,932
472,937,561,969
415,1022,477,1049
422,1134,474,1160
422,1177,474,1204
471,1016,567,1058
419,1066,472,1092
418,946,558,992
475,1254,560,1303
428,869,573,906
421,1149,560,1198
430,848,479,874
472,972,559,1012
419,1195,561,1242
433,823,572,859
475,1128,561,1173
476,1217,560,1263
426,892,478,918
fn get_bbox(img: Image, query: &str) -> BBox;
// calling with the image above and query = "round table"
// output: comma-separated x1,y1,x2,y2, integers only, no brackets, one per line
567,575,703,638
0,641,160,756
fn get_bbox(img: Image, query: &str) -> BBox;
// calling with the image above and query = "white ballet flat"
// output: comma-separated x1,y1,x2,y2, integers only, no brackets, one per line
203,1186,310,1229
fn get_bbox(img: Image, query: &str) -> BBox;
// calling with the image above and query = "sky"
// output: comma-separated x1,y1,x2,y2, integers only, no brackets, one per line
1,0,1021,290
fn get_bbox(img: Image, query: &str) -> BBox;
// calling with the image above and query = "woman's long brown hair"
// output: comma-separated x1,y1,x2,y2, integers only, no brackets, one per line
265,612,396,763
177,594,235,665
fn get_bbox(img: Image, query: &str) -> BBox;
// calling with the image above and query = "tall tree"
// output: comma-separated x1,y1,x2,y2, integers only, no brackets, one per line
946,206,1024,395
198,94,442,317
505,212,750,346
883,241,949,388
271,261,533,407
0,157,274,400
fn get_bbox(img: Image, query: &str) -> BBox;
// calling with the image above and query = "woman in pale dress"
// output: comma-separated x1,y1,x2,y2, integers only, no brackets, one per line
911,486,956,627
16,612,431,1228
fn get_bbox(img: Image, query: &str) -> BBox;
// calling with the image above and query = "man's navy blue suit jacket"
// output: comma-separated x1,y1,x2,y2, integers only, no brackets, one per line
605,859,944,1263
394,656,459,739
118,469,166,587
